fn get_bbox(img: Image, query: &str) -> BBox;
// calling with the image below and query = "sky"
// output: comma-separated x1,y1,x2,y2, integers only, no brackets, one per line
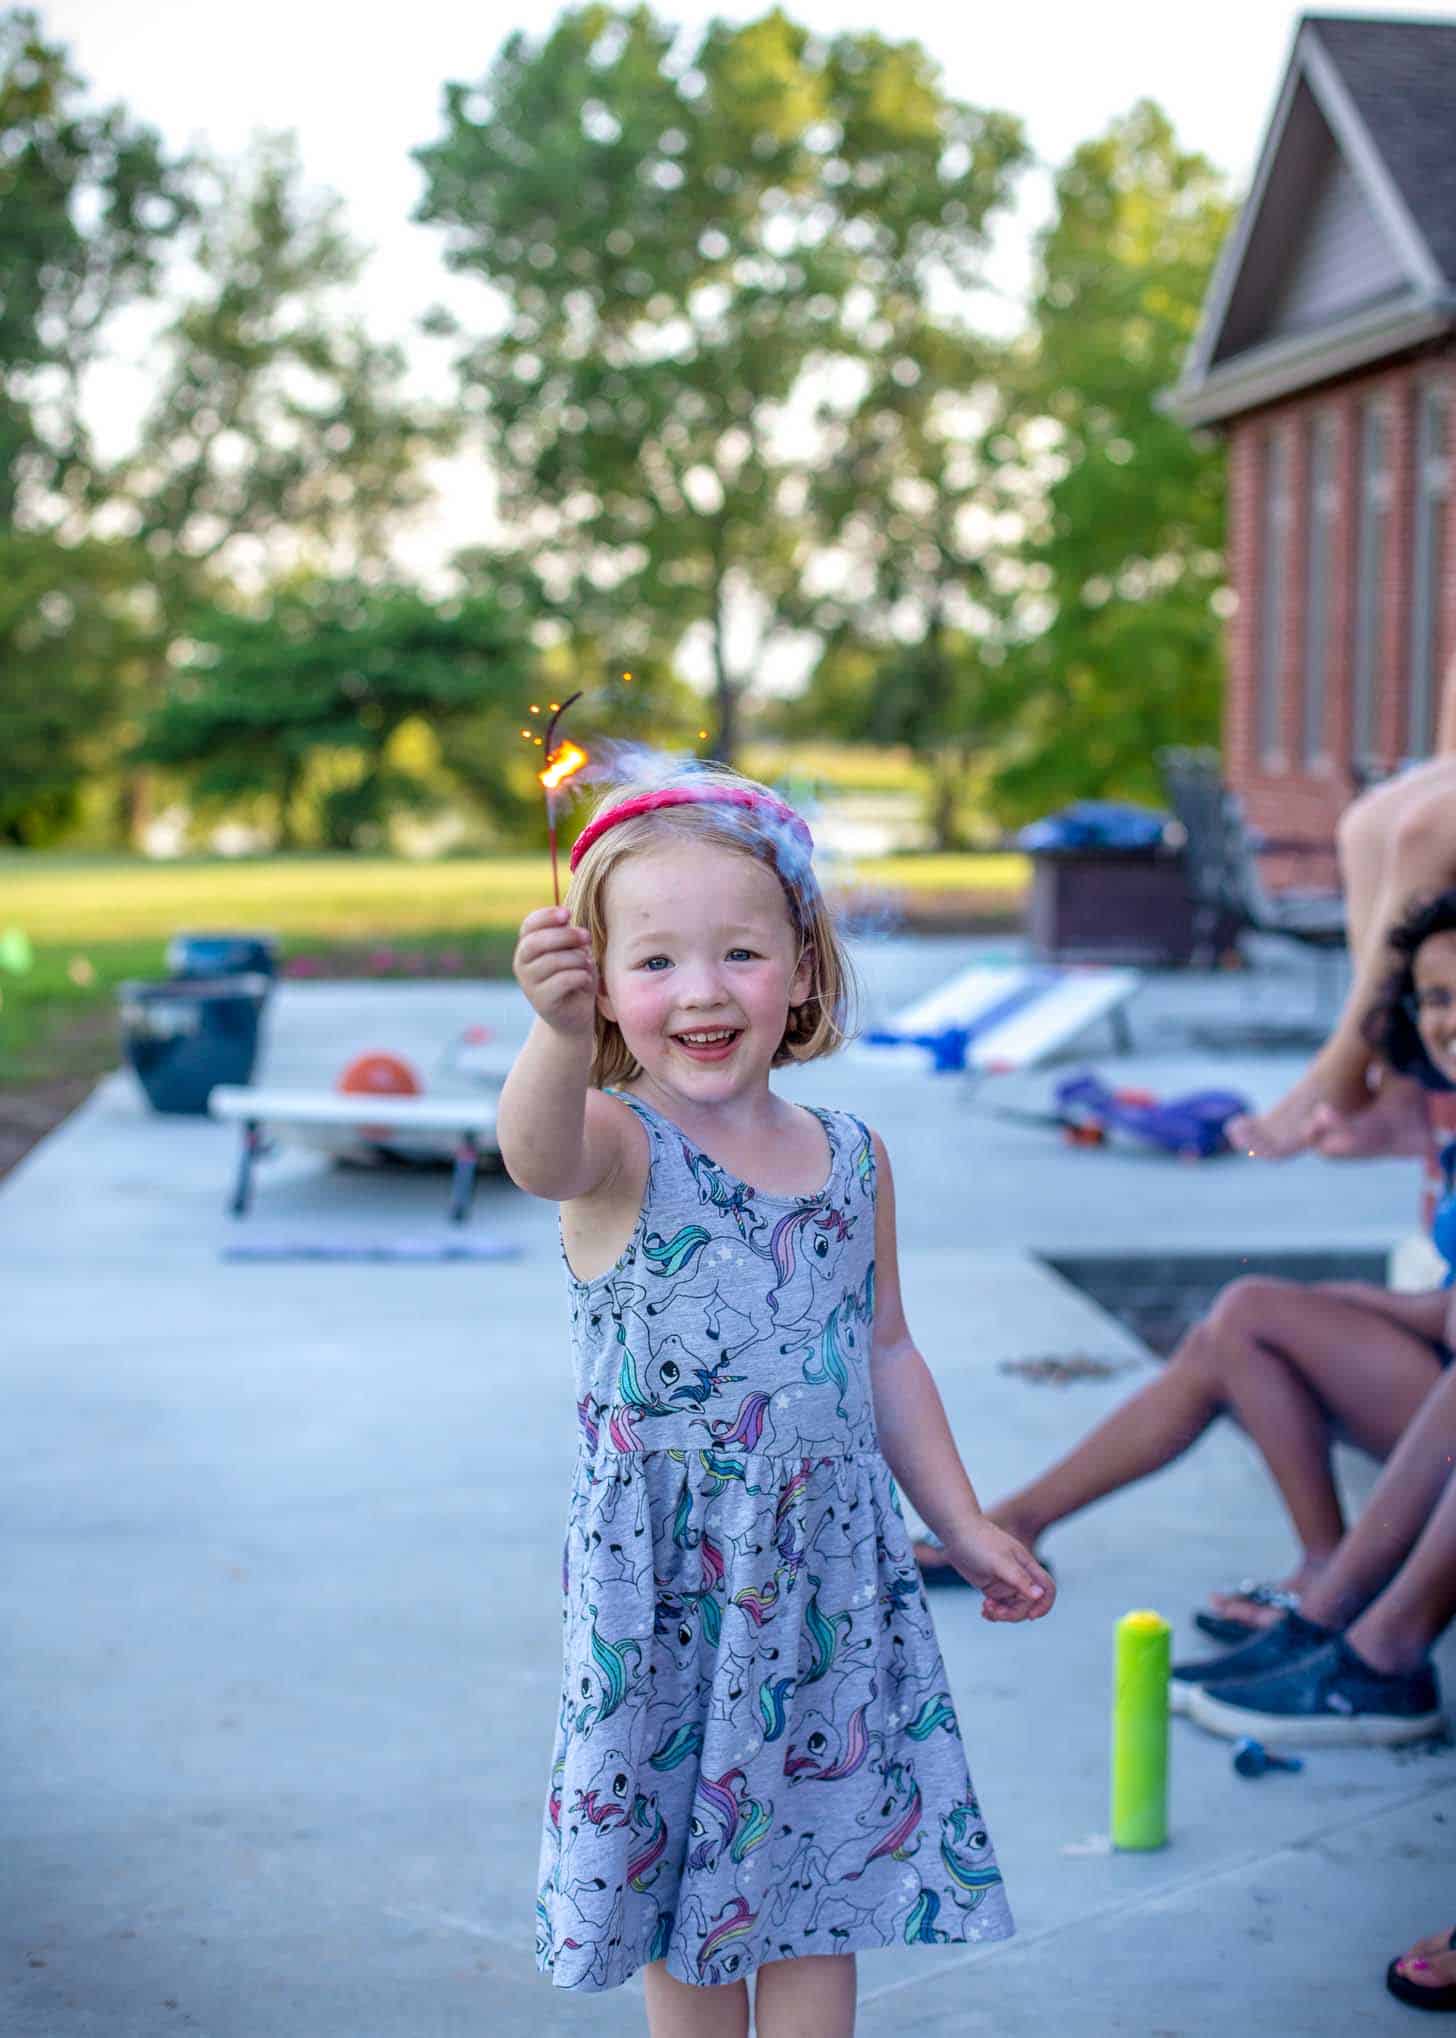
36,0,1456,574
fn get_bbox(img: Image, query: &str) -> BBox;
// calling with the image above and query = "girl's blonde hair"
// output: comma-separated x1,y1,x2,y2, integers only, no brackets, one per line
565,763,859,1089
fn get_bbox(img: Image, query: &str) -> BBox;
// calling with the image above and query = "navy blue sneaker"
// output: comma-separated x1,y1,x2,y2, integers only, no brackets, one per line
1169,1610,1334,1716
1187,1636,1444,1747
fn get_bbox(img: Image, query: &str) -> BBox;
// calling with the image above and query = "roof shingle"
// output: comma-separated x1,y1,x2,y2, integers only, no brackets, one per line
1306,13,1456,289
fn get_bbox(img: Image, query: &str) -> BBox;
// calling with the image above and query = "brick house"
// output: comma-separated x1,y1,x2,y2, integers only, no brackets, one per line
1167,11,1456,854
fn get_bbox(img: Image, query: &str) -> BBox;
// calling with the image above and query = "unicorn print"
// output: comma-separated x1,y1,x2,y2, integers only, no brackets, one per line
537,1094,1016,1992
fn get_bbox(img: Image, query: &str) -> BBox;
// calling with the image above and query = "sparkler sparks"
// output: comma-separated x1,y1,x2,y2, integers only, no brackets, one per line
540,737,588,792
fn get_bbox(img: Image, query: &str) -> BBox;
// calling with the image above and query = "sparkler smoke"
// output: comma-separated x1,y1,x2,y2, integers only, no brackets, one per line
538,729,902,968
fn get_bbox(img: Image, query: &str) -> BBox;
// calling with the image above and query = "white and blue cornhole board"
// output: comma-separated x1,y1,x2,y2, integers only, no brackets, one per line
858,964,1140,1074
210,1085,501,1223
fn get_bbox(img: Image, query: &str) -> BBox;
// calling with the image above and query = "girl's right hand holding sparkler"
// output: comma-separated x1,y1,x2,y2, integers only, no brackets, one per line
513,907,598,1039
500,907,620,1200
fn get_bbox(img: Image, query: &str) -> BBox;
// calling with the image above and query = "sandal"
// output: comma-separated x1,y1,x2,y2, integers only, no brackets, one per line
1386,1927,1456,2012
1194,1580,1301,1645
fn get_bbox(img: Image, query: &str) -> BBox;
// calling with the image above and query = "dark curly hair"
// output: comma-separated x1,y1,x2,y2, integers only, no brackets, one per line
1362,887,1456,1090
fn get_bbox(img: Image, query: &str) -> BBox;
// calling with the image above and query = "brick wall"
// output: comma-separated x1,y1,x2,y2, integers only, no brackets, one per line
1223,345,1456,872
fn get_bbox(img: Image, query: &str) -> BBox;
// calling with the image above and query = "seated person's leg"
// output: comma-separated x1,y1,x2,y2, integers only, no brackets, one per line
1180,1360,1456,1742
917,1278,1448,1631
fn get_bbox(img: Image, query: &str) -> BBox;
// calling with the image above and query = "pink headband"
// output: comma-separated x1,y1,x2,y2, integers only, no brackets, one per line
569,786,814,872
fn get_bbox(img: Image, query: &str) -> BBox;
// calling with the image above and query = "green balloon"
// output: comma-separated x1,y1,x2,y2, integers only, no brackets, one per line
0,927,34,974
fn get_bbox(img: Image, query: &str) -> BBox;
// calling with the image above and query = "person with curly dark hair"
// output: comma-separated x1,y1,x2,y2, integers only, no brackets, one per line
1230,655,1456,1159
918,888,1456,1640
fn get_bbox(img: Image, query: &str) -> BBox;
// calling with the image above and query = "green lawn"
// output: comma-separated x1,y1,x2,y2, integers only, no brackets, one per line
0,849,1029,1082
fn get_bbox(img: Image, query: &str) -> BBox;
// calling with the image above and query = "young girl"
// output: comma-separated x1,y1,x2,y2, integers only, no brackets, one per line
497,765,1053,2035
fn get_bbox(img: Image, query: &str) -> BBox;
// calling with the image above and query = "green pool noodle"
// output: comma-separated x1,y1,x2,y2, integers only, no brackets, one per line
1111,1608,1170,1850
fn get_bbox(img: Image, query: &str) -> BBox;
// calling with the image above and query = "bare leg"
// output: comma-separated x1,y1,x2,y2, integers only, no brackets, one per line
1231,757,1456,1157
644,1962,749,2038
1296,1358,1456,1668
755,1954,856,2038
986,1278,1444,1614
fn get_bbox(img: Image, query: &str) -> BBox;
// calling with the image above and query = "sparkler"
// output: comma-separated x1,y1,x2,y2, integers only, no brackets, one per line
537,691,587,904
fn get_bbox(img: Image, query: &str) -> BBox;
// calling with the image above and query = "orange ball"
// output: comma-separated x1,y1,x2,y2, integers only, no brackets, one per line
335,1051,421,1097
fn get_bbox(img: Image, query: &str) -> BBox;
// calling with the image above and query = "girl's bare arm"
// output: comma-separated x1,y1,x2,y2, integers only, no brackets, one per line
867,1132,1052,1620
497,907,627,1201
868,1184,984,1546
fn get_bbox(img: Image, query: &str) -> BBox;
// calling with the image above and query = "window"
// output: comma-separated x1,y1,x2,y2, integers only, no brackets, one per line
1302,414,1337,765
1258,431,1291,763
1407,384,1450,759
1352,402,1391,769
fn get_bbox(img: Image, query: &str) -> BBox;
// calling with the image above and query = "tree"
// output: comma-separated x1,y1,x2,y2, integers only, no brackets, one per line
0,532,145,843
0,9,189,839
0,8,191,522
986,102,1234,819
414,5,1025,763
781,30,1027,846
121,135,454,588
776,619,1029,847
136,581,542,849
99,134,461,841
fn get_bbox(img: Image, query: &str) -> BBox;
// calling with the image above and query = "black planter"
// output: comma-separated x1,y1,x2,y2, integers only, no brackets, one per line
120,974,270,1115
1026,847,1196,966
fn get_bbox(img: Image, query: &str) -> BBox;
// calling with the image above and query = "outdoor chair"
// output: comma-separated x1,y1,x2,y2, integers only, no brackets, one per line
1157,747,1345,965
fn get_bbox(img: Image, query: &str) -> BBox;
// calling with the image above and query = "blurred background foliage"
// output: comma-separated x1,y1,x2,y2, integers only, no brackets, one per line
0,1,1232,858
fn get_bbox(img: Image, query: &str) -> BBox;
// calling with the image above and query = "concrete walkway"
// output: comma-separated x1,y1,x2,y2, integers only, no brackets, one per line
4,938,1451,2035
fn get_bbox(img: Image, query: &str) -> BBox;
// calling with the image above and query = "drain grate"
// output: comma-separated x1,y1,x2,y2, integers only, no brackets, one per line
1044,1249,1389,1358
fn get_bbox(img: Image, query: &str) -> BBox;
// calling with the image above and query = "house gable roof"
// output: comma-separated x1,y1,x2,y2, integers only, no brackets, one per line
1313,14,1456,288
1169,12,1456,427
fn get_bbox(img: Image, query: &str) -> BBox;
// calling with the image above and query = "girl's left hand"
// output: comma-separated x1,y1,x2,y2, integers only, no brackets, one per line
937,1519,1056,1623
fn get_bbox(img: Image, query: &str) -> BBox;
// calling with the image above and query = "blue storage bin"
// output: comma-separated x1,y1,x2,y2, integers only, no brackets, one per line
165,931,278,981
1017,801,1170,855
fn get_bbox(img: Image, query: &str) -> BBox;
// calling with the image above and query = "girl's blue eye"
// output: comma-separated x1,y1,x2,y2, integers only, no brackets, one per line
727,948,756,962
641,956,671,972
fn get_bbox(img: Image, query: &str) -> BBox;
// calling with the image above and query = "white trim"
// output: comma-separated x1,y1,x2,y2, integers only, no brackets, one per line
1302,409,1339,768
1183,30,1308,384
1301,26,1447,298
1176,17,1450,410
1165,298,1456,427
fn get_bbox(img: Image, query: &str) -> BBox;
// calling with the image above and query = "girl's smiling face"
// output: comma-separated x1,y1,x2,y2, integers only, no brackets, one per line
1412,930,1456,1086
595,839,812,1104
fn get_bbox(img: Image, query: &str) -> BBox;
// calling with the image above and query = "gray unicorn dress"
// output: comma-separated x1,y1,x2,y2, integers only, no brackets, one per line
535,1090,1014,1991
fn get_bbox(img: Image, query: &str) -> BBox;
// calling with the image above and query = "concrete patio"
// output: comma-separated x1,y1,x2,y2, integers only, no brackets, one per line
3,934,1451,2035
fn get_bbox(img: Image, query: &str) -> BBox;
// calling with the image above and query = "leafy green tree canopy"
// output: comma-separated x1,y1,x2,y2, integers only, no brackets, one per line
0,7,190,522
0,10,188,841
121,134,456,589
414,4,1025,760
0,531,146,843
136,581,542,849
988,101,1234,817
